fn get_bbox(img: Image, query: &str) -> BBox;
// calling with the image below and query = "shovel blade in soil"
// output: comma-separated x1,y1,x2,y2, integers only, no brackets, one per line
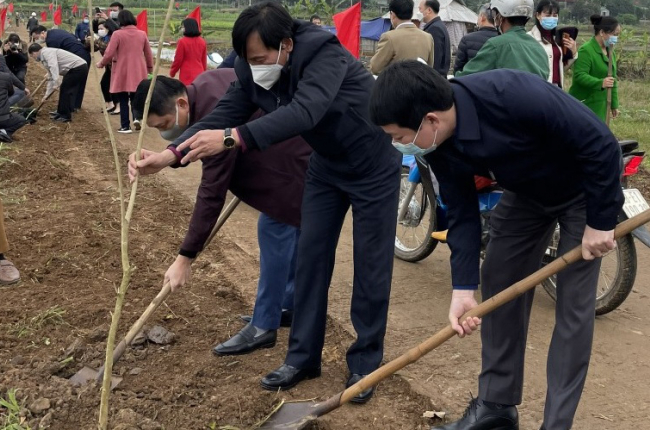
258,402,320,429
69,366,122,390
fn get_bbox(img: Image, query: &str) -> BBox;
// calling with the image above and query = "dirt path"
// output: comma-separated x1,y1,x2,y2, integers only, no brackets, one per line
120,69,650,429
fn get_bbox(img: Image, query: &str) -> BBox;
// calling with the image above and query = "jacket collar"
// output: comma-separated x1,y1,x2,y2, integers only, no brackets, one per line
586,36,608,61
423,16,441,31
449,81,481,143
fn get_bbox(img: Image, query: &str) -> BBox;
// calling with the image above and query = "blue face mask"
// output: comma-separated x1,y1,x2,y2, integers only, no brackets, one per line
605,35,618,47
392,121,438,157
540,17,558,31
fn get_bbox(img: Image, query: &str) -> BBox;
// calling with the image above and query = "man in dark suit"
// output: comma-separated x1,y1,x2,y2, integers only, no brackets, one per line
453,3,498,73
419,0,451,75
370,61,623,430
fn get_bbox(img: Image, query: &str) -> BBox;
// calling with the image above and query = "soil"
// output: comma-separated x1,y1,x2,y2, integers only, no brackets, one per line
2,38,650,430
0,59,437,429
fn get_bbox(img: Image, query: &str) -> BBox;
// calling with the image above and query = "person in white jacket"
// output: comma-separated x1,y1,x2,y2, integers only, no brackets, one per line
528,0,577,88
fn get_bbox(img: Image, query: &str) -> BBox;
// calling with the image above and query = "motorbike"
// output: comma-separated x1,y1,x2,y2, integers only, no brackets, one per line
395,140,649,315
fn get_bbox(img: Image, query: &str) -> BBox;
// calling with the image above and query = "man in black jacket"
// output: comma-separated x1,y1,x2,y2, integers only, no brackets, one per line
3,34,29,83
170,2,400,403
453,3,498,73
419,0,451,75
370,61,623,430
26,13,39,41
0,72,27,142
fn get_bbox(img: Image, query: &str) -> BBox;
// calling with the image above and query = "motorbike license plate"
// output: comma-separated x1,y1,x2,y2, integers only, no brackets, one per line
622,188,650,218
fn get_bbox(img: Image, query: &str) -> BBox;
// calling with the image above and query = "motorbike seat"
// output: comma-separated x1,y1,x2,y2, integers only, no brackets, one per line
619,140,639,154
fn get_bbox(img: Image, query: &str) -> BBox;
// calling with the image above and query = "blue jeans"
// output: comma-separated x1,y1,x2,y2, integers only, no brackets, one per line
251,213,298,330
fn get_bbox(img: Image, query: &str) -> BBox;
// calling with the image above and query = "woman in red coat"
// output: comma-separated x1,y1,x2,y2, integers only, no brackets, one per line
169,18,207,85
97,10,153,133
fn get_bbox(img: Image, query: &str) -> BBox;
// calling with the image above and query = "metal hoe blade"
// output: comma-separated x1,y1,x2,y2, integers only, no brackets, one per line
69,366,122,390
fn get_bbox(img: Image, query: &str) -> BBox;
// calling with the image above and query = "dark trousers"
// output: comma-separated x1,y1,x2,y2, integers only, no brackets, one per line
251,213,298,330
73,62,90,110
14,67,26,84
58,65,88,119
479,191,601,430
0,113,26,136
100,67,118,105
118,92,136,129
284,150,401,374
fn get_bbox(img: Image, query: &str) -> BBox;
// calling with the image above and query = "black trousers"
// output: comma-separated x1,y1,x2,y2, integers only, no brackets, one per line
284,149,401,374
73,60,90,110
58,65,88,119
118,92,136,129
100,67,118,105
0,113,26,135
479,191,601,429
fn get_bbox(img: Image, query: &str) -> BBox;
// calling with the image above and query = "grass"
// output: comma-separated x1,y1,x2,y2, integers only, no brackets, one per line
0,389,31,430
8,306,67,338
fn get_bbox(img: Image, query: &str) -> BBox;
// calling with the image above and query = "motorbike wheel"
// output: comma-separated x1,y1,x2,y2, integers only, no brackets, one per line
394,167,438,262
541,228,637,316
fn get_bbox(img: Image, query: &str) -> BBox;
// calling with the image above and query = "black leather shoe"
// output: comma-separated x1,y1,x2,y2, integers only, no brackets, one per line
346,374,375,404
54,116,71,123
212,323,276,356
431,397,518,430
240,310,293,328
260,364,321,391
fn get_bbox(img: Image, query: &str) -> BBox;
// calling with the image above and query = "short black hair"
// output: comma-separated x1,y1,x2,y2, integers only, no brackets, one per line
110,2,124,10
370,60,453,131
309,14,320,22
232,1,293,60
118,10,137,27
28,43,42,54
424,0,440,14
7,33,21,44
591,14,619,35
132,76,187,118
182,18,201,37
30,25,47,36
390,0,414,20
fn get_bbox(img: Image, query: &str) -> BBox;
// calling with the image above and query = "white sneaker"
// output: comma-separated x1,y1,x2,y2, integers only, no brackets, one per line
133,119,141,131
118,127,132,134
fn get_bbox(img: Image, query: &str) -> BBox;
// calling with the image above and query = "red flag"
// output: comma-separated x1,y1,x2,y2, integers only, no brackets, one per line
333,2,361,59
186,6,201,31
53,5,62,25
8,3,14,13
41,11,47,22
0,8,7,38
72,4,78,15
136,10,148,36
49,3,53,11
175,2,180,10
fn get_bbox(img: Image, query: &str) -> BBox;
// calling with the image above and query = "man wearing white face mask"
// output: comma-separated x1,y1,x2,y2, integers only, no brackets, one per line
128,71,311,356
166,2,401,402
371,61,623,430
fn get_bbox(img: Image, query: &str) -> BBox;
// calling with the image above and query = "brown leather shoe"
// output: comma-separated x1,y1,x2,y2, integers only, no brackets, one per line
0,259,20,285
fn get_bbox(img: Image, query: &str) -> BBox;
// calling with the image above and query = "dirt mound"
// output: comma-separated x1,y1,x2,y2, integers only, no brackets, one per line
0,71,440,429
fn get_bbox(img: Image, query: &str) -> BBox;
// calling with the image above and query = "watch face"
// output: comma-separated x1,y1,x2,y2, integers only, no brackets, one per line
224,136,236,148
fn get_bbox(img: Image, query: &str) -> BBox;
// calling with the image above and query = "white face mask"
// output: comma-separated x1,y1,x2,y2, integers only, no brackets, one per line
159,104,189,141
83,18,89,24
98,29,107,37
392,120,438,156
110,11,118,19
250,43,284,91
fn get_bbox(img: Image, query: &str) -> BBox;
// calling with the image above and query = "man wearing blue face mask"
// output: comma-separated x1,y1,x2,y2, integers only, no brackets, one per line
455,0,548,79
128,71,311,356
371,60,623,430
164,1,401,402
75,14,91,41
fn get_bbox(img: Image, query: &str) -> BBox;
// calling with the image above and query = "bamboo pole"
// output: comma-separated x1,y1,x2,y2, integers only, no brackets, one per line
85,0,176,428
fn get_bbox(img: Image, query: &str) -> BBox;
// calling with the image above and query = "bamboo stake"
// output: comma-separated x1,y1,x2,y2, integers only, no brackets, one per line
85,1,176,429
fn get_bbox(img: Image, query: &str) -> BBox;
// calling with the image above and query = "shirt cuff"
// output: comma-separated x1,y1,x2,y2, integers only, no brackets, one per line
166,145,183,168
453,284,479,290
235,127,247,152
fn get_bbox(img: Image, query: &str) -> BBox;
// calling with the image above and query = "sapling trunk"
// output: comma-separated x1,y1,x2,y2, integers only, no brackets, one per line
85,0,177,428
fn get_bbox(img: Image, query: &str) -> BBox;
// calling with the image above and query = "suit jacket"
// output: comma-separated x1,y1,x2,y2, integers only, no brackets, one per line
45,29,91,64
423,16,451,75
568,36,617,122
176,68,312,256
98,25,153,93
369,23,434,75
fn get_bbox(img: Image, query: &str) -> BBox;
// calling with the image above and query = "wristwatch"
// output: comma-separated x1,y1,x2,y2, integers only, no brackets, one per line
223,128,236,150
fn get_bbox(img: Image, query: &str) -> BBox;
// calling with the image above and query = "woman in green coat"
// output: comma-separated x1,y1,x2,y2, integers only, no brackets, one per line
569,14,621,122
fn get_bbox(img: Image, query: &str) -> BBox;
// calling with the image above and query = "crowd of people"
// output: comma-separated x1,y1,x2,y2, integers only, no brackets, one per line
1,0,630,428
